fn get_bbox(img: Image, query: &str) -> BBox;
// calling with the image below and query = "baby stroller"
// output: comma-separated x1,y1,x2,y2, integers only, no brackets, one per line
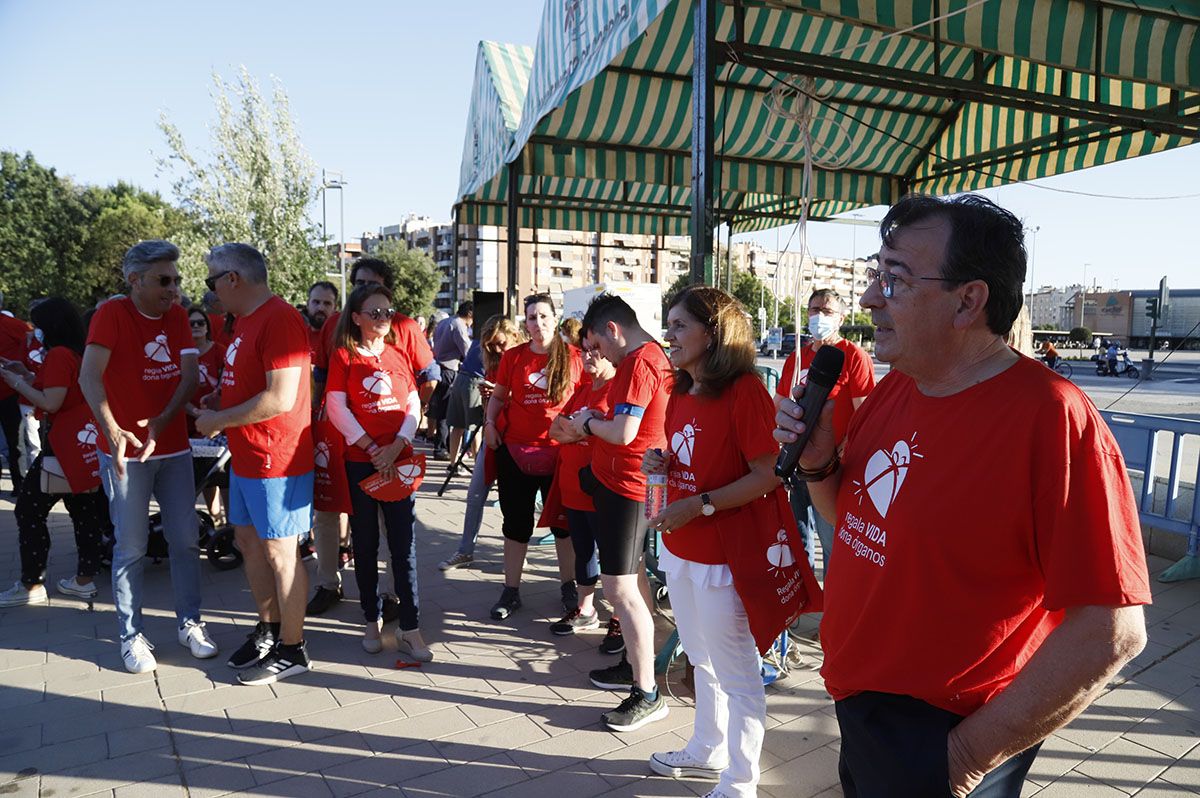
144,438,242,570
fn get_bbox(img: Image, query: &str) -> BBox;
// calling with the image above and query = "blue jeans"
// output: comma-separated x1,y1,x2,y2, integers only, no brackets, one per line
346,460,419,629
787,477,833,578
456,446,492,557
100,451,201,641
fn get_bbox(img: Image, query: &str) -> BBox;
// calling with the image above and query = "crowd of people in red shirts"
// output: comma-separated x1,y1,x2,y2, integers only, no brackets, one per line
0,193,1154,798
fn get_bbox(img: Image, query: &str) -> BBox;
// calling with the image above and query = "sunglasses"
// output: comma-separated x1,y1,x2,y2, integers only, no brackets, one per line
189,319,207,328
359,307,396,321
143,274,183,288
205,270,233,291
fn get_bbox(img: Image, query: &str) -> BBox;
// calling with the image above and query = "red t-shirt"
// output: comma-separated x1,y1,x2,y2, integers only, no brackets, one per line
776,339,876,444
495,343,582,446
820,355,1152,716
557,378,613,511
663,373,780,564
0,313,33,401
208,313,233,348
34,346,87,423
221,296,313,478
327,345,417,463
592,342,674,501
307,325,324,362
189,343,225,438
316,310,432,380
86,298,195,458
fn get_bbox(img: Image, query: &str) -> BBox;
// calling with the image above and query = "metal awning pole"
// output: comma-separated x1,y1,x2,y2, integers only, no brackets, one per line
689,0,716,286
506,161,520,319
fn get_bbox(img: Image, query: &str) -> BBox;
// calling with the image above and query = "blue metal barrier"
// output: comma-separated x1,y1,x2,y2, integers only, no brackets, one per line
1101,411,1200,582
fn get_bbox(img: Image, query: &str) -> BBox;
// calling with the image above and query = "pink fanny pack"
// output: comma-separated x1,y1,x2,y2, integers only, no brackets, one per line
507,443,558,476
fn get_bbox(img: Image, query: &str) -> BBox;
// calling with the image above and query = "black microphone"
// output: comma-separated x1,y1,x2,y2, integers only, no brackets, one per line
774,345,845,479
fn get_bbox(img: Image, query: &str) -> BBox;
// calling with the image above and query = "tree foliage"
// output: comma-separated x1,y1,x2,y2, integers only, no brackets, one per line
1069,326,1092,345
369,239,440,320
0,151,189,313
157,67,325,304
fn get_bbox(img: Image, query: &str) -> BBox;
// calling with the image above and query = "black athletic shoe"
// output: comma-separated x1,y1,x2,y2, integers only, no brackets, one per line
297,540,316,561
490,586,521,620
560,581,578,614
305,586,342,616
550,607,600,636
227,622,277,670
599,617,625,655
589,654,634,690
602,686,668,732
237,641,311,685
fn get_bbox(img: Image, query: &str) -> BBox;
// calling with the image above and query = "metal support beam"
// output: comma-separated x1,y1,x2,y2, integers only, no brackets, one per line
505,161,520,319
726,41,1200,139
690,0,716,286
450,204,459,307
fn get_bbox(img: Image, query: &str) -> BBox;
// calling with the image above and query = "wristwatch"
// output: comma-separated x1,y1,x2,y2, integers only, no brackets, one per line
700,493,715,516
582,417,594,436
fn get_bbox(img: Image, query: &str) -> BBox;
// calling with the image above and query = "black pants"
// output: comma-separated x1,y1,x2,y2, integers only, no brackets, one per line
585,468,649,577
835,692,1041,798
0,394,23,492
494,444,553,545
345,460,419,629
429,366,456,452
16,455,108,587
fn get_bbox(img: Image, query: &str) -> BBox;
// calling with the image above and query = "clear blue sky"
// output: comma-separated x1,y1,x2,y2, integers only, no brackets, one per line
3,0,1197,293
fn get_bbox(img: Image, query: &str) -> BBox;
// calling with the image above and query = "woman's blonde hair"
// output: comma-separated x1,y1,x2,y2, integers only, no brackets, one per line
668,286,758,398
525,293,573,405
480,314,525,375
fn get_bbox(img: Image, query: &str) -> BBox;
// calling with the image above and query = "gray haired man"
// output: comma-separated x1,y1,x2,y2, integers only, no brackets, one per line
80,240,217,674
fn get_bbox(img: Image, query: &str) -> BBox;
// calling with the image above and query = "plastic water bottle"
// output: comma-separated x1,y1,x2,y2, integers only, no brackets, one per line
645,449,668,520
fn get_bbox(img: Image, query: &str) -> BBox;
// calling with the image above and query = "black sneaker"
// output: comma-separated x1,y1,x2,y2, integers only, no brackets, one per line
560,581,578,614
550,607,600,636
589,654,634,690
305,586,343,616
599,617,625,655
297,540,316,561
227,622,277,670
380,595,401,625
237,641,311,685
602,686,669,732
490,586,521,620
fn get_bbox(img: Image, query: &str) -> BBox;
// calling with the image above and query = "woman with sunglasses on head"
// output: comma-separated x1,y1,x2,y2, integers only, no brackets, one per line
0,298,109,607
326,285,430,659
642,286,788,798
438,315,526,571
483,293,583,621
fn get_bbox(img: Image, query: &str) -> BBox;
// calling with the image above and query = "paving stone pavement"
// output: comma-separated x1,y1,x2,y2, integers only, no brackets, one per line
1,458,1198,798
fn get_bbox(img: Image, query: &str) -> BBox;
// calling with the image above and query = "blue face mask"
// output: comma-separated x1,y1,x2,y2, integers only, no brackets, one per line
808,314,839,340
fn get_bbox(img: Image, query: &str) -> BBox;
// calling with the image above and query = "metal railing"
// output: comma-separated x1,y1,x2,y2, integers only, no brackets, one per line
1101,410,1200,582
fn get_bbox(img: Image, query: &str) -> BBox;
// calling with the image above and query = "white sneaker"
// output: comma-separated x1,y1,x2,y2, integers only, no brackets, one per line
121,634,157,673
649,750,727,781
396,628,434,662
178,621,218,659
56,576,98,599
0,581,48,608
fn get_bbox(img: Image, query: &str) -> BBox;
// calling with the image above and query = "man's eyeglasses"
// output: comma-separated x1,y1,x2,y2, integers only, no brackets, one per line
144,274,183,288
865,267,961,299
360,307,396,321
205,270,233,291
354,278,384,288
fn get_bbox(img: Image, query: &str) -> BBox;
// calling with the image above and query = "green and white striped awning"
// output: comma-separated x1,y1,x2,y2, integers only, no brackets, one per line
457,41,535,209
458,0,1200,235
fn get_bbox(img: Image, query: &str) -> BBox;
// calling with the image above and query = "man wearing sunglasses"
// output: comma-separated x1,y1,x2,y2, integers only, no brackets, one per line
194,243,315,685
774,195,1150,798
80,240,212,675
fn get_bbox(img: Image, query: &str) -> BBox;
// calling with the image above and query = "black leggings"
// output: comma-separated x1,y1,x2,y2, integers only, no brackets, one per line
16,455,108,587
495,444,568,545
345,460,419,629
586,469,649,576
0,394,23,492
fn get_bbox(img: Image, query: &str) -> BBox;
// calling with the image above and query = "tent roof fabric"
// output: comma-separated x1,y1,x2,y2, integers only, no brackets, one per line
458,0,1199,235
457,41,535,204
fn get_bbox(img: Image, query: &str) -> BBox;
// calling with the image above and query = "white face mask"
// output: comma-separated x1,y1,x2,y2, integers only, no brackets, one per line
808,314,839,340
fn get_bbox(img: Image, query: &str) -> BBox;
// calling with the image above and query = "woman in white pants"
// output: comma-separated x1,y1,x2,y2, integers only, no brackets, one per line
642,286,783,798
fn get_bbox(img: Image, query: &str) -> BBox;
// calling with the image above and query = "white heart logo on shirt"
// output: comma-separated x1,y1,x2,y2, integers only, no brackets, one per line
29,348,44,365
527,369,548,391
77,423,98,447
225,337,241,367
362,371,393,396
670,420,699,467
397,462,423,485
144,334,172,363
314,441,330,469
198,363,218,388
766,528,795,576
857,437,921,519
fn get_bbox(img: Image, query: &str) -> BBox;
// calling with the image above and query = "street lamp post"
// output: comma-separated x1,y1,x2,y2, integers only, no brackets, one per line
1026,224,1040,321
322,170,348,299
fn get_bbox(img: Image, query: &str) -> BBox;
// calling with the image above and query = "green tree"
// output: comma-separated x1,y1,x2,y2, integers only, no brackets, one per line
370,239,439,319
1069,326,1092,346
157,67,325,304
